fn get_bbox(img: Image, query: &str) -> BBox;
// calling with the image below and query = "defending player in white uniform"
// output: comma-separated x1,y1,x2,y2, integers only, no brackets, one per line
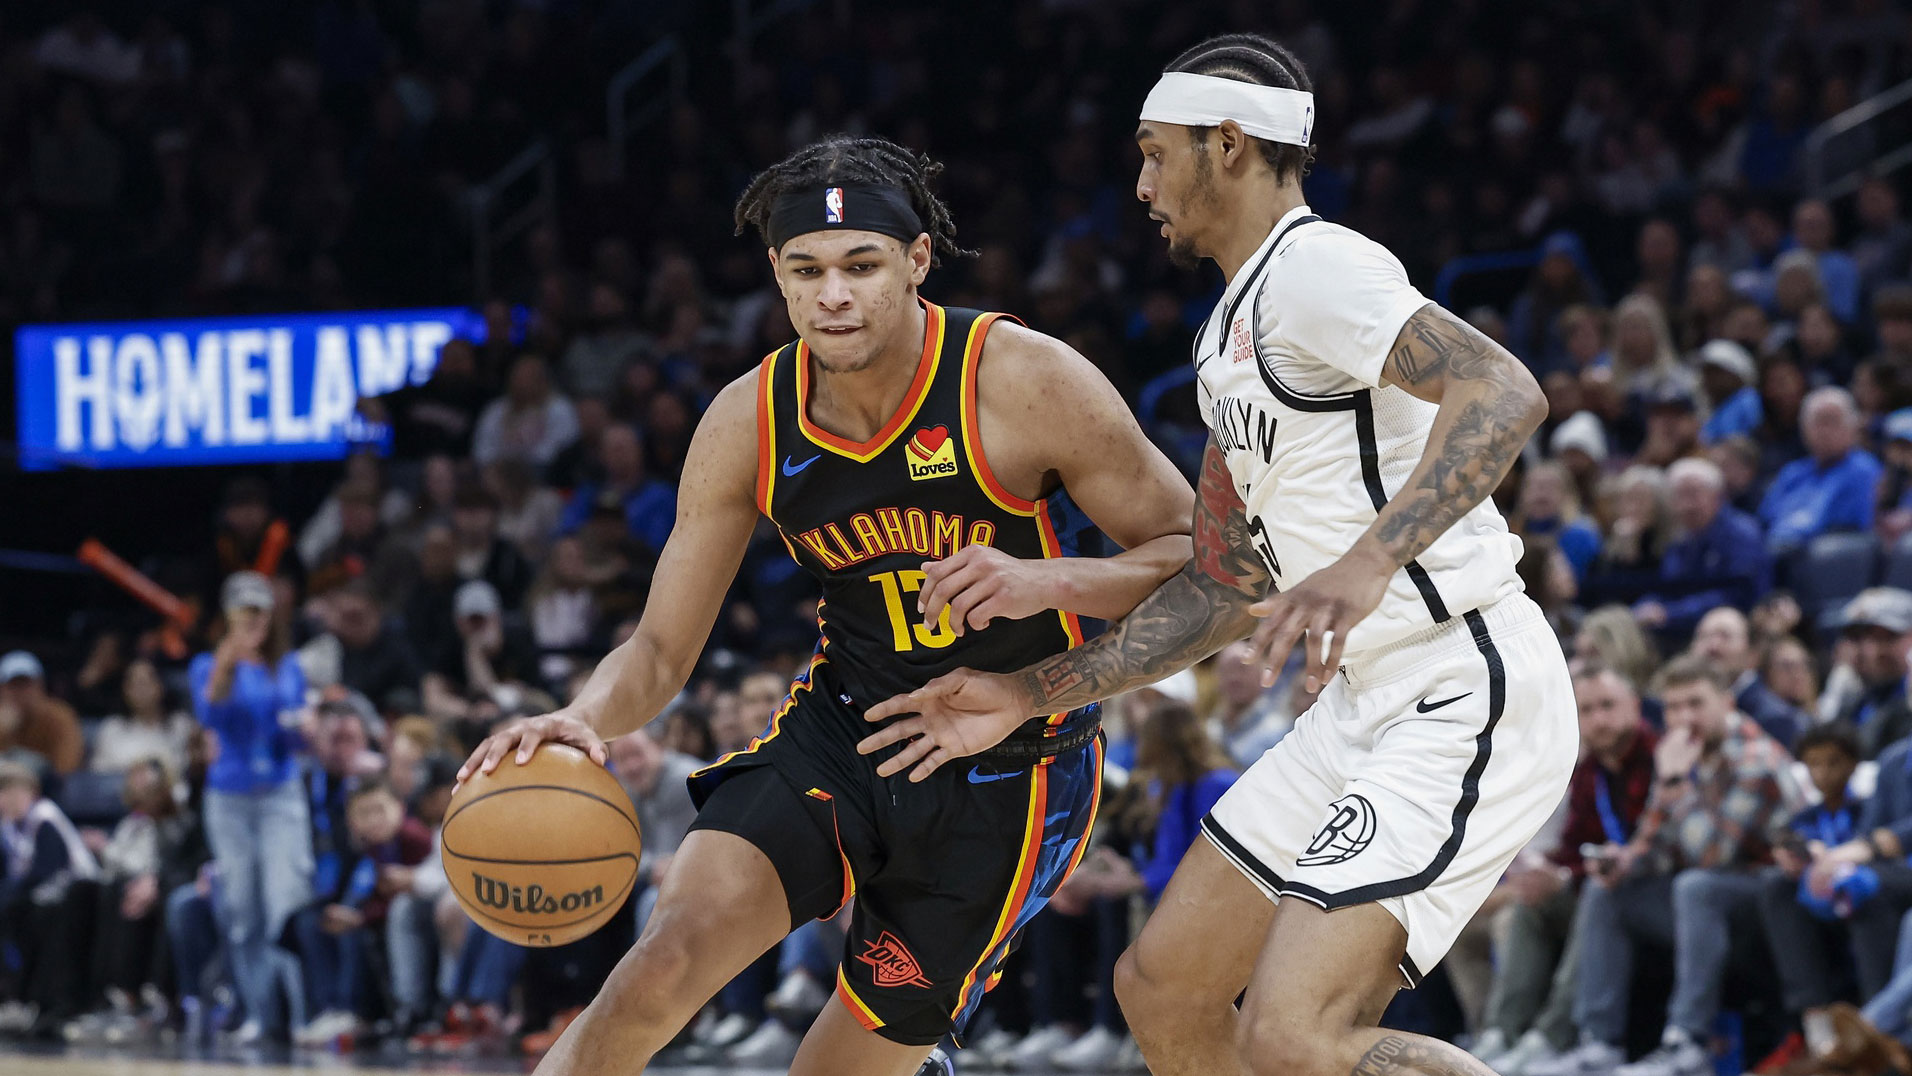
863,31,1576,1076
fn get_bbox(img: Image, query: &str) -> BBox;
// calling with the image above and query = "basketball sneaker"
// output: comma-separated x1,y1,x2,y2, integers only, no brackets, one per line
917,1043,957,1076
1052,1026,1126,1070
1525,1037,1624,1076
726,1017,802,1067
1613,1027,1711,1076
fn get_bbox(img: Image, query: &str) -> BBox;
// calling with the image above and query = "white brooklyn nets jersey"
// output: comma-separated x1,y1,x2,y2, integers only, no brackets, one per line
1194,205,1524,656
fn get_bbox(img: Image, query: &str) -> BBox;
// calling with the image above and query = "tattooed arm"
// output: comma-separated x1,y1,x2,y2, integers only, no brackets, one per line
1365,303,1547,567
1244,303,1546,691
856,439,1267,781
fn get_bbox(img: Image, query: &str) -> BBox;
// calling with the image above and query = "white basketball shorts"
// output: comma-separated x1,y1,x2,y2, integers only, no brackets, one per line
1202,592,1578,986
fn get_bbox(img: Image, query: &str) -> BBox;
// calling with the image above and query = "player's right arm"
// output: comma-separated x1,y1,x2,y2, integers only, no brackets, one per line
458,372,765,780
855,438,1268,781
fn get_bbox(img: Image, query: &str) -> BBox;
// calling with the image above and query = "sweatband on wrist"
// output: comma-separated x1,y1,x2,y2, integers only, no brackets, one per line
1140,72,1316,147
765,184,925,252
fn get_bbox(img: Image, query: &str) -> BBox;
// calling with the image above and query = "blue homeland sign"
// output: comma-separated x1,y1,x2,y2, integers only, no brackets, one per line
14,307,479,470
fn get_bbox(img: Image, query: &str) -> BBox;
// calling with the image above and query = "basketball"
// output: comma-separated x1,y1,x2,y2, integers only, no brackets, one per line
441,743,643,947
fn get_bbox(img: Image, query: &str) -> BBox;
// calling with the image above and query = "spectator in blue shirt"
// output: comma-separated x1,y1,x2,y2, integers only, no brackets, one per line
188,571,314,1042
1793,199,1863,327
1696,340,1763,446
557,423,676,554
1515,461,1604,583
1759,387,1883,555
1636,458,1771,638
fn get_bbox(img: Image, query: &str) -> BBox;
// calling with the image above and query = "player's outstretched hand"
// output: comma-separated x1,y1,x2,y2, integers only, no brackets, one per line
917,545,1053,637
1247,547,1392,693
457,710,608,786
858,669,1034,782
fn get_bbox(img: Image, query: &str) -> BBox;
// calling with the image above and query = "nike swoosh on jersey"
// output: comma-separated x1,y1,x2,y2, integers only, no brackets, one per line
967,766,1023,784
782,453,822,476
1416,692,1473,713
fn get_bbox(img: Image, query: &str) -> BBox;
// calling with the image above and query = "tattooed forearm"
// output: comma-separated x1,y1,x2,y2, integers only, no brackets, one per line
1370,305,1544,567
1018,441,1265,713
1350,1033,1499,1076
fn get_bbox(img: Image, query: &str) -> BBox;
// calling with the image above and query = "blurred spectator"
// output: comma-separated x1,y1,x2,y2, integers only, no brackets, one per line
485,458,566,563
1708,434,1766,517
188,571,311,1043
1513,461,1603,583
1877,409,1912,544
471,355,580,469
1635,383,1704,470
305,479,414,599
528,538,601,689
558,423,676,555
608,729,698,914
1756,722,1865,1054
1586,466,1671,602
1696,340,1762,446
1204,642,1292,768
1762,636,1822,718
1687,607,1807,748
0,651,84,776
371,340,492,460
296,453,413,570
1540,659,1797,1076
1828,588,1912,758
87,658,195,777
1760,387,1882,555
70,757,206,1042
1572,605,1662,695
559,283,650,398
403,525,463,671
1754,352,1813,480
1792,200,1862,327
1875,287,1912,364
204,477,299,604
326,582,424,717
1509,233,1598,370
1852,180,1912,297
0,759,99,1035
1632,459,1770,639
292,778,430,1046
422,581,540,722
1473,659,1657,1075
450,483,534,611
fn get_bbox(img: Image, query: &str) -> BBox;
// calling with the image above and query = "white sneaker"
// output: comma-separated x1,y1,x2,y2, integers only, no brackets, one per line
1006,1025,1078,1070
225,1018,267,1045
1614,1028,1711,1076
967,1027,1022,1069
726,1018,802,1067
1498,1029,1564,1076
1525,1038,1625,1076
700,1010,756,1048
1053,1026,1125,1070
293,1010,344,1047
765,970,830,1024
1472,1028,1512,1068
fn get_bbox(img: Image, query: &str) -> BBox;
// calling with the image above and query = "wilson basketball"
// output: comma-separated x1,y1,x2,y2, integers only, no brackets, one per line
441,743,643,947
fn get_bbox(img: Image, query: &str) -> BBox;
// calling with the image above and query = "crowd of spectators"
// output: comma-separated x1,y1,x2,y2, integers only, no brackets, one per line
5,0,1912,1072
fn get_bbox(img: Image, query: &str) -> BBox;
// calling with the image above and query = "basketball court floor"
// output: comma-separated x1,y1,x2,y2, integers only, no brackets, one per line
0,1045,1115,1075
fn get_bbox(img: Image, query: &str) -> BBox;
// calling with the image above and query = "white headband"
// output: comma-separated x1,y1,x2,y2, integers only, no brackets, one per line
1140,72,1316,147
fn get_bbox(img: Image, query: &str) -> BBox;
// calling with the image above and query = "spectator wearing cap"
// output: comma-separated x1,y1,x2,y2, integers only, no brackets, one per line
1549,411,1609,503
1633,458,1771,640
1635,381,1705,469
557,422,676,555
421,581,541,724
1760,387,1883,555
449,483,533,611
1877,408,1912,545
1697,340,1763,445
1828,588,1912,757
0,650,83,776
325,580,424,716
187,570,312,1042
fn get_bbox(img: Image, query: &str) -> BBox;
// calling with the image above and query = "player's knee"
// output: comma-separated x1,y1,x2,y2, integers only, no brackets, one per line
1238,1011,1334,1076
1113,940,1210,1020
607,929,698,1015
1112,946,1153,1014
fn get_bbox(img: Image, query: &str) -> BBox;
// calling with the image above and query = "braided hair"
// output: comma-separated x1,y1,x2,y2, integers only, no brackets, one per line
733,135,976,266
1164,32,1317,185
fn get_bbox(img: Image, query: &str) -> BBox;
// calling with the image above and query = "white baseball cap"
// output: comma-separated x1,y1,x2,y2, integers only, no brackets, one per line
0,651,43,683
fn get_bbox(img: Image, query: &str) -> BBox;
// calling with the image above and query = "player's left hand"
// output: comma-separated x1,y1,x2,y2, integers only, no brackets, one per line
858,668,1035,781
1246,544,1393,692
918,545,1056,637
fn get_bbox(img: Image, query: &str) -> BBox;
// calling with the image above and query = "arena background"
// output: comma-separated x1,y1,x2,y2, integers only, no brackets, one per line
1,0,1910,1074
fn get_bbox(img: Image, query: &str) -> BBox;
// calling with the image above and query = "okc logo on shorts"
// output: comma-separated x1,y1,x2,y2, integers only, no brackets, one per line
857,931,933,988
1298,793,1377,866
825,186,845,223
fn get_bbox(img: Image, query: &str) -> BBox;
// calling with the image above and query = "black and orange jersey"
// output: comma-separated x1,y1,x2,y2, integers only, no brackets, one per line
753,300,1085,718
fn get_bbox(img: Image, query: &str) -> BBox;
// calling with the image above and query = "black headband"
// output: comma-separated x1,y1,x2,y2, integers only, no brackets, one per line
766,184,925,252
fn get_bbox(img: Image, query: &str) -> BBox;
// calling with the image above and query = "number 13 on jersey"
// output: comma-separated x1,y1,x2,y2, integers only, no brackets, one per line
870,570,958,652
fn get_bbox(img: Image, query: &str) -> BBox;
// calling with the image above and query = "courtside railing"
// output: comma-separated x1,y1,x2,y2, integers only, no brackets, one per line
1805,76,1912,200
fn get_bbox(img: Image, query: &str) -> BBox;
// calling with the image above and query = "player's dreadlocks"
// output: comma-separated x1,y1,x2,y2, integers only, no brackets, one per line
1165,32,1317,185
733,135,976,266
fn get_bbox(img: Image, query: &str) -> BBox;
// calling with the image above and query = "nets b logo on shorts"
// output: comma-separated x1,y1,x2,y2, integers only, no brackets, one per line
857,931,933,988
1298,793,1377,866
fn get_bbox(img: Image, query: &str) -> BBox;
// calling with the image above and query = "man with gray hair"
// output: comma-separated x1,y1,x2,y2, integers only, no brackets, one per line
1759,386,1882,555
1634,457,1770,638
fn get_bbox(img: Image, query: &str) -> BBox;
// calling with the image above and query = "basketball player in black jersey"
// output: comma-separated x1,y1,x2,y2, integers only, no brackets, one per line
460,136,1194,1076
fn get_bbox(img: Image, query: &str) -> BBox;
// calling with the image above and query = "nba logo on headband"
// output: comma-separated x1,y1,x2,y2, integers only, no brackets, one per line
824,187,844,223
